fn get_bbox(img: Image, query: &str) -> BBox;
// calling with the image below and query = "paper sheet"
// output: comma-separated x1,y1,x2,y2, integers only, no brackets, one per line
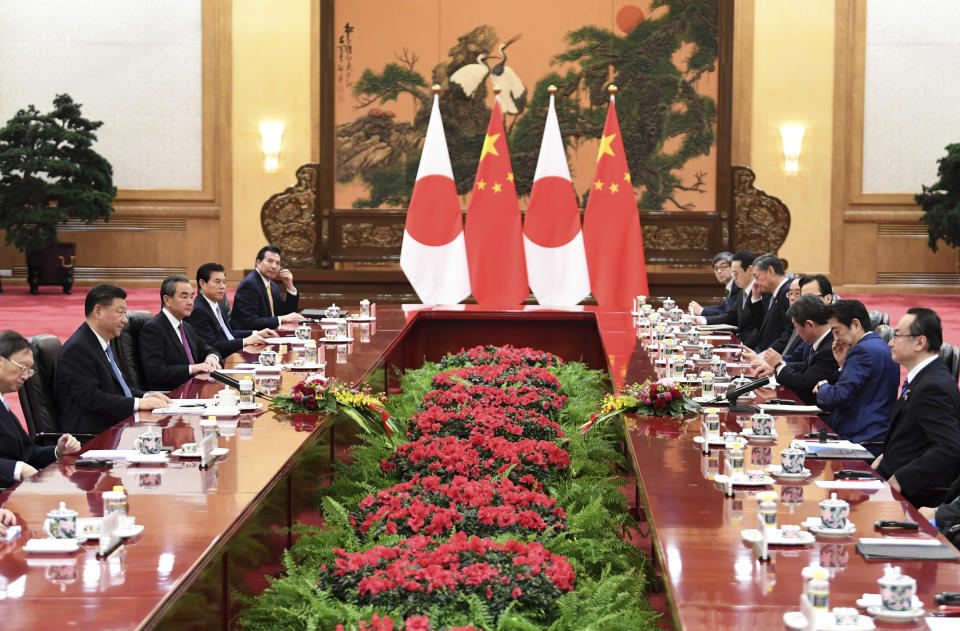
815,480,885,490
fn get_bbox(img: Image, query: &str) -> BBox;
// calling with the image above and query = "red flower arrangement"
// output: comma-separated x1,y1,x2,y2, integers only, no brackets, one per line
335,613,476,631
351,474,566,539
420,382,567,418
431,365,563,393
383,433,571,489
318,532,575,617
438,345,563,370
406,404,563,443
271,376,395,437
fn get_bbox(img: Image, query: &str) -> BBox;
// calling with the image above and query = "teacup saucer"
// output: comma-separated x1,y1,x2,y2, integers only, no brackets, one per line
783,611,875,631
742,427,777,441
284,363,325,371
741,527,815,546
171,447,229,458
765,465,812,480
865,605,923,622
856,593,923,610
23,538,80,554
803,517,856,537
718,472,776,486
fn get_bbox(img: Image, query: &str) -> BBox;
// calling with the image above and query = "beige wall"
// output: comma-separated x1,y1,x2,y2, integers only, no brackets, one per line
750,0,835,275
231,0,314,272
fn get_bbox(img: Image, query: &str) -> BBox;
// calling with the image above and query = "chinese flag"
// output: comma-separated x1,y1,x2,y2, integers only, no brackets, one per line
464,96,529,304
582,90,649,307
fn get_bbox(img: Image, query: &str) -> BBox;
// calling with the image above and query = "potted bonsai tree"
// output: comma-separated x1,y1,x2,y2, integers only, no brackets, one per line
0,93,116,294
916,142,960,253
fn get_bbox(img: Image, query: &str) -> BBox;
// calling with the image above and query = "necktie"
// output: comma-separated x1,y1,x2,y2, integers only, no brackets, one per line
266,282,275,317
179,323,196,364
215,305,235,340
105,345,133,397
900,378,909,399
0,396,29,435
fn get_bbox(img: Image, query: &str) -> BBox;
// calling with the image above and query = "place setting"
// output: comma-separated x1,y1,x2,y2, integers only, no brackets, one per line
803,493,857,538
765,447,813,481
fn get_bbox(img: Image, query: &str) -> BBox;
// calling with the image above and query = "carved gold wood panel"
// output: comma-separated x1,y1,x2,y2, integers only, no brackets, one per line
731,165,790,256
261,164,320,267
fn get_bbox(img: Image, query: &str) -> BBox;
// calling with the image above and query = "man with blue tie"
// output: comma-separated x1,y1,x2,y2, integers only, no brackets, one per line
57,285,170,436
230,245,303,331
139,275,223,392
873,308,960,507
1,330,81,487
751,253,793,353
814,299,900,453
186,263,276,356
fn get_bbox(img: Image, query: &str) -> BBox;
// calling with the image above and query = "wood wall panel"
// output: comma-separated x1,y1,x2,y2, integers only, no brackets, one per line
831,0,959,293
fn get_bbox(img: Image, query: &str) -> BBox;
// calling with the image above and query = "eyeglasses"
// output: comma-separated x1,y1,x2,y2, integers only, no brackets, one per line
891,332,919,339
712,263,731,271
4,356,35,378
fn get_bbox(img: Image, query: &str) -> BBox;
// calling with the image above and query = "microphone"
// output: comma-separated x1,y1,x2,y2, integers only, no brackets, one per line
724,375,770,412
209,371,274,402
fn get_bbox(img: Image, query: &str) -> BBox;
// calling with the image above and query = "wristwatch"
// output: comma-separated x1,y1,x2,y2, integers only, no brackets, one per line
774,361,785,374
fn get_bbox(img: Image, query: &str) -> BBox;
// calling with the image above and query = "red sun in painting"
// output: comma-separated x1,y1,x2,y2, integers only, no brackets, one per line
616,5,645,33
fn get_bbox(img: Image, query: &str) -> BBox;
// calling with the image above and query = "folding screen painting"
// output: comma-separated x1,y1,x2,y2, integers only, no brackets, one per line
330,0,721,214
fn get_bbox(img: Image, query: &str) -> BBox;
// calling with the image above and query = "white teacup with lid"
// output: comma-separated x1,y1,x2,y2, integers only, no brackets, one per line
44,502,78,539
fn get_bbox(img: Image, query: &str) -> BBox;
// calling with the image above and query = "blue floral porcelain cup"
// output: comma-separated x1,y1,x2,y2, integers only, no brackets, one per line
819,493,849,529
878,572,916,611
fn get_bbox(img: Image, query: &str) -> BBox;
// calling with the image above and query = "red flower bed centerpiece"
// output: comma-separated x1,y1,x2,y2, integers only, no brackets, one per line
437,344,564,370
351,473,566,538
319,532,575,618
383,432,571,489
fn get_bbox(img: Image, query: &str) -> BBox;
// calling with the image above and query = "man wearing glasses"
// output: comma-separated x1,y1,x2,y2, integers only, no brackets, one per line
230,245,303,331
688,252,735,317
0,330,81,487
874,308,960,507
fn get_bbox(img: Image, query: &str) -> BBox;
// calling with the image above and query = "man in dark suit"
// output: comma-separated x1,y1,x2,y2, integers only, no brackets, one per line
920,476,960,547
814,300,900,452
57,285,170,436
139,274,222,392
0,330,81,487
762,296,838,405
688,252,734,317
751,254,792,353
874,308,960,507
698,251,767,348
229,245,303,331
186,263,276,357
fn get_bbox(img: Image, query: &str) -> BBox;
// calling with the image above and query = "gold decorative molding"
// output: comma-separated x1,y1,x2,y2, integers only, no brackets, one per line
876,224,928,237
340,223,404,249
58,218,188,231
843,209,923,223
642,225,709,251
12,266,186,282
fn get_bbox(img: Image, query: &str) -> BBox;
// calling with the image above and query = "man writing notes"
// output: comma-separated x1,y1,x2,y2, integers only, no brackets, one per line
688,252,736,317
230,245,303,331
57,284,170,435
874,308,960,507
0,330,81,487
186,263,276,356
139,275,222,392
814,300,899,453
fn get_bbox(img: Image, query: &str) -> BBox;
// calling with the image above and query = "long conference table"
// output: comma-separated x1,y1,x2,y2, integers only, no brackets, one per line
0,305,956,630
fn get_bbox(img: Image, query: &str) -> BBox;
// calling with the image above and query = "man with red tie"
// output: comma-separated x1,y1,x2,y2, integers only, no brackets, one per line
139,275,222,392
0,330,81,487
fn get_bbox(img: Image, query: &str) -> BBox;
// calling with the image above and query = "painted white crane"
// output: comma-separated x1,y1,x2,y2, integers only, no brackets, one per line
450,52,500,98
490,34,526,115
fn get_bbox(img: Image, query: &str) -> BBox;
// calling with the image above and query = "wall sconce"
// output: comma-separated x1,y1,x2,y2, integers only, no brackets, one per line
779,124,805,175
259,122,285,173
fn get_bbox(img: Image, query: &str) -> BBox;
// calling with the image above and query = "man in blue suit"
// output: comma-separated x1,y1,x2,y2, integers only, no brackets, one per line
874,308,960,507
815,299,900,453
187,263,277,357
230,245,303,331
0,330,81,487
